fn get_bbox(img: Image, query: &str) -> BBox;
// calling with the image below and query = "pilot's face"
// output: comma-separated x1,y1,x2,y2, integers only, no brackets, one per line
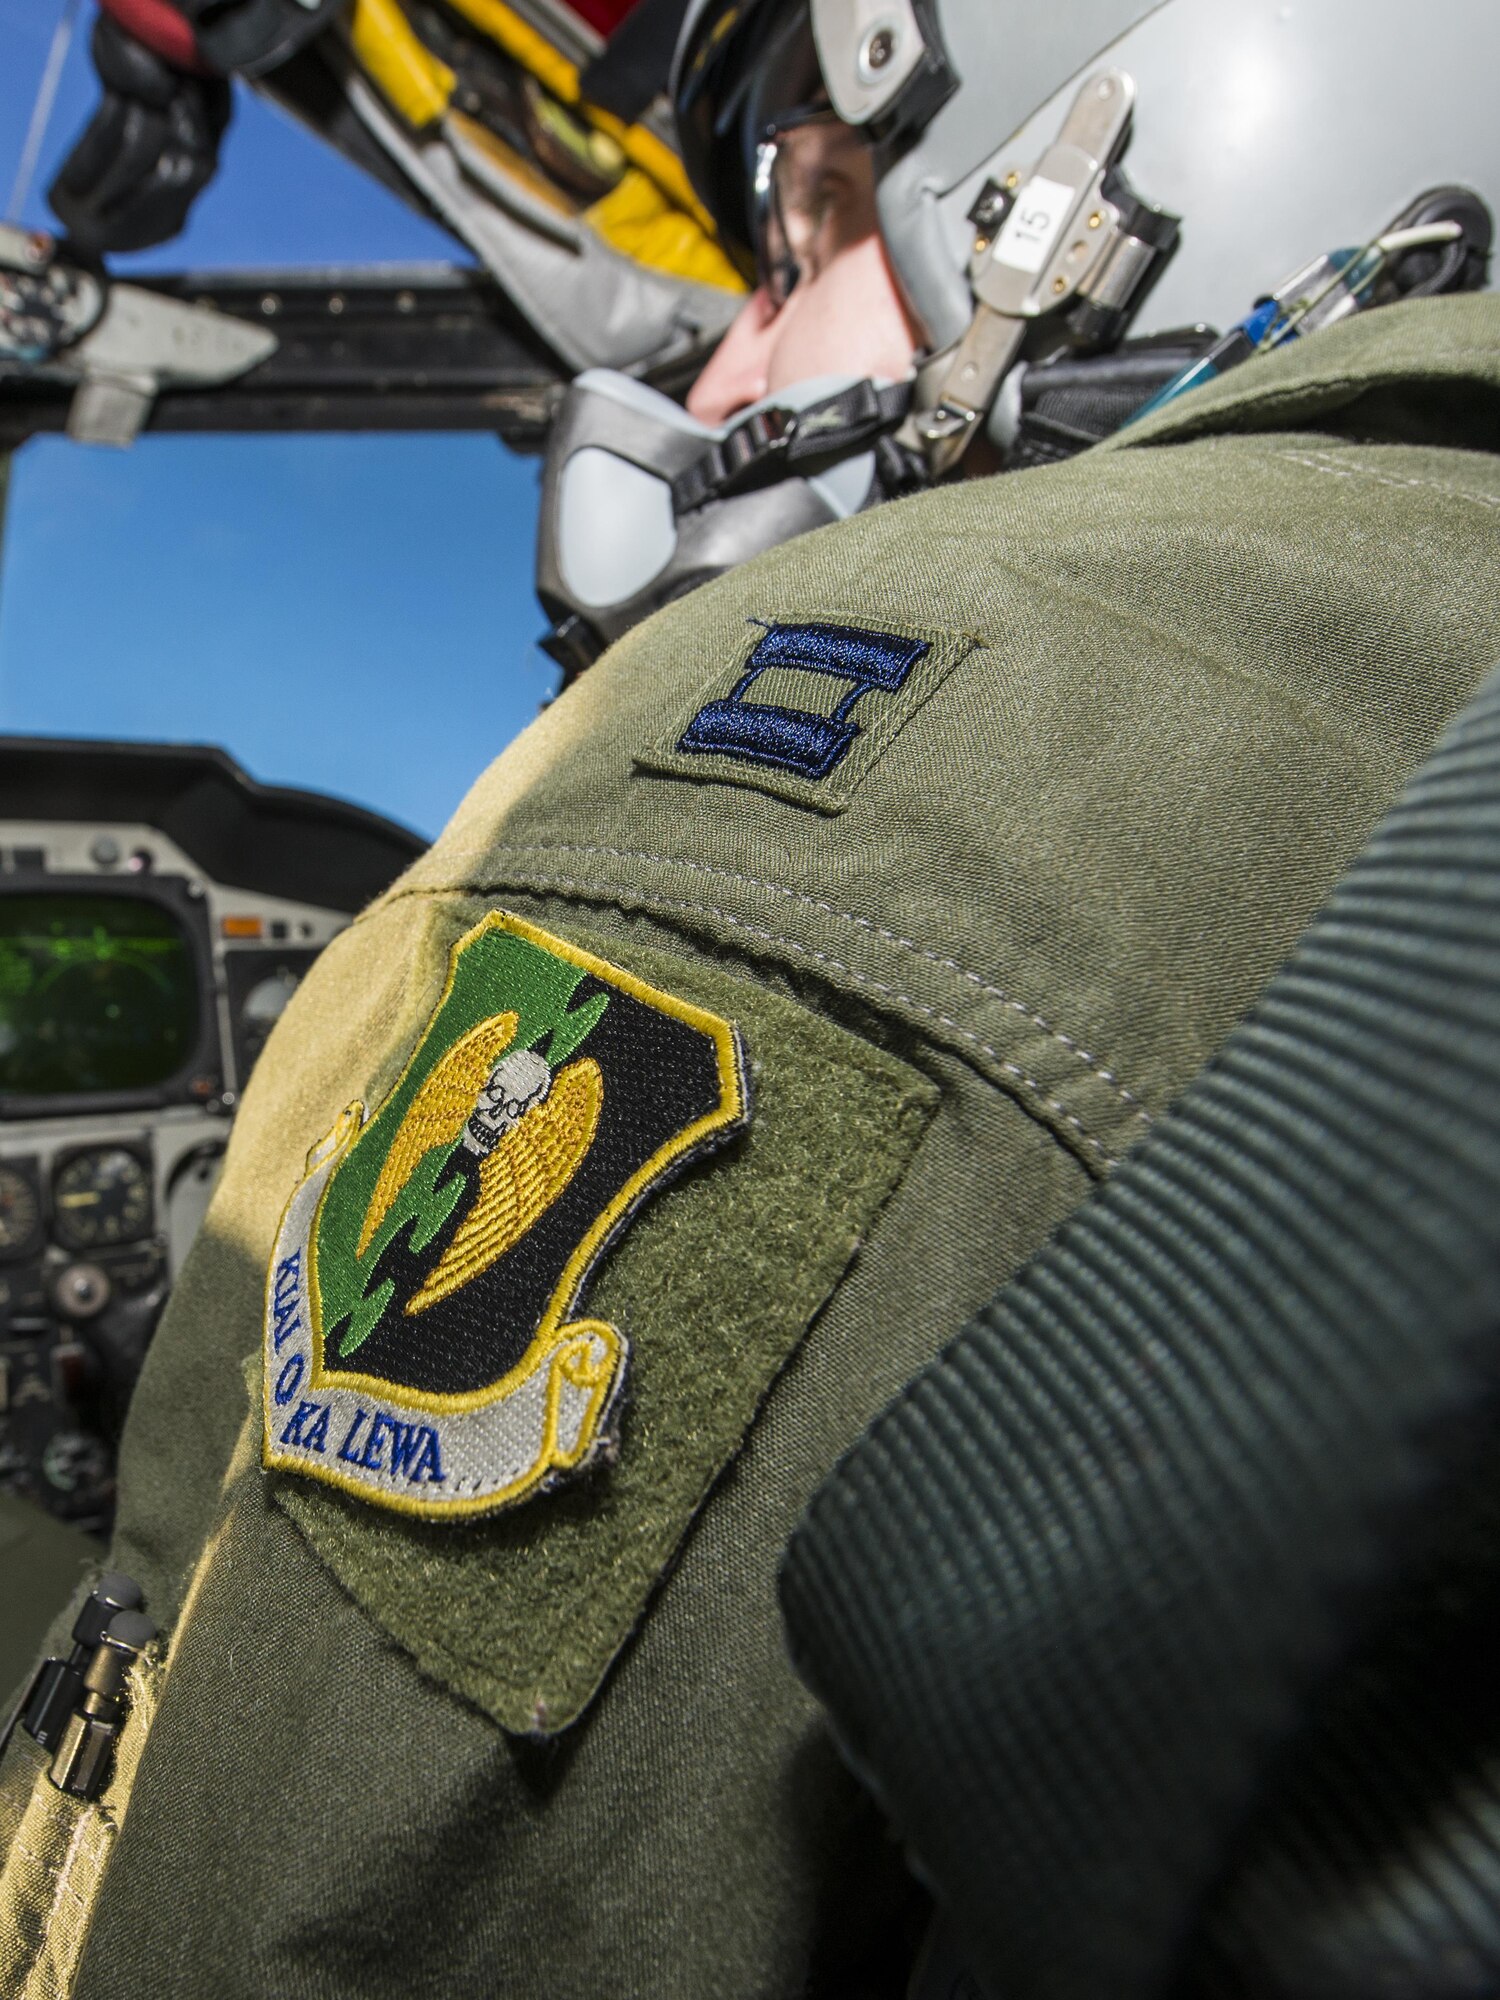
686,116,921,427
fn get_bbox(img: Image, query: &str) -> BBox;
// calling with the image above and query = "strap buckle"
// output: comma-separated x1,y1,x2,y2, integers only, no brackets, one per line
673,381,914,515
719,404,800,485
672,404,801,513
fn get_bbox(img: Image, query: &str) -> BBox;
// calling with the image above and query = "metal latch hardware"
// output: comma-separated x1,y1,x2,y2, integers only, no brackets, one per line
0,1571,156,1802
905,68,1178,478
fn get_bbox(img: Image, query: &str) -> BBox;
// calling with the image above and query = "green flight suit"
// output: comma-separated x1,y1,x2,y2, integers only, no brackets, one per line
4,294,1500,2000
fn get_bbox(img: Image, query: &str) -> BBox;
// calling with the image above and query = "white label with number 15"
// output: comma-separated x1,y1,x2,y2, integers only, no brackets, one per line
992,175,1076,276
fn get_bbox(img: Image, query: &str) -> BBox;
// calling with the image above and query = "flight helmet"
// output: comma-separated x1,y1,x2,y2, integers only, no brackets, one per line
535,0,1496,676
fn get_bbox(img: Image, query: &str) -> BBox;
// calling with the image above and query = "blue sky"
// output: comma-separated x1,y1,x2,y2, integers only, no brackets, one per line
0,0,559,840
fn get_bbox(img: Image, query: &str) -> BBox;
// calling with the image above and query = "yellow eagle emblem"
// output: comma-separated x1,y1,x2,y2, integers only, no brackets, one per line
357,1010,604,1314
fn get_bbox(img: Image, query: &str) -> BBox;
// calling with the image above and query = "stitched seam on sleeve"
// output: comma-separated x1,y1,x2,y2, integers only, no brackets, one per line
44,1810,97,1926
1275,447,1500,510
384,843,1150,1124
10,1836,92,1916
428,867,1122,1163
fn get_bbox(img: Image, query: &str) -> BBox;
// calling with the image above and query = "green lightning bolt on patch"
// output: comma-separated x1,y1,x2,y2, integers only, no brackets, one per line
263,912,748,1519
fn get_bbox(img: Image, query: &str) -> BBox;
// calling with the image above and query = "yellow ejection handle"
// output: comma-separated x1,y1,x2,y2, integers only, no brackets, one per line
348,0,454,129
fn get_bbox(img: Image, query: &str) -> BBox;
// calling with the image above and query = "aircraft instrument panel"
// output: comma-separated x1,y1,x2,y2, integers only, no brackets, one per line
0,738,422,1536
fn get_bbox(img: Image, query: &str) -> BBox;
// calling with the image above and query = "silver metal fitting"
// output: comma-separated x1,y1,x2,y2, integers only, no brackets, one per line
49,1608,156,1801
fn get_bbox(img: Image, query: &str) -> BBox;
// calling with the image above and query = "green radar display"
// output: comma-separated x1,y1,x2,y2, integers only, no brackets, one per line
0,896,198,1098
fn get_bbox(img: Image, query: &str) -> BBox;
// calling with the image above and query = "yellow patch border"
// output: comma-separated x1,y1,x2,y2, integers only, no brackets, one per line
262,913,746,1518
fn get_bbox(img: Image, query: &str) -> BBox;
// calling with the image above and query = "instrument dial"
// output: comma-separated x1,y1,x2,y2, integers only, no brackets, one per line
0,1164,42,1259
238,966,302,1075
53,1148,152,1251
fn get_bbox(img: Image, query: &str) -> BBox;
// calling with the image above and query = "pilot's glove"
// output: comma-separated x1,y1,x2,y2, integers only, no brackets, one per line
47,12,231,256
175,0,347,78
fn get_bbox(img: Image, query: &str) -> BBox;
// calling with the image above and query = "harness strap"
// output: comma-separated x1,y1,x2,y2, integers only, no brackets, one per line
671,378,912,513
781,663,1500,2000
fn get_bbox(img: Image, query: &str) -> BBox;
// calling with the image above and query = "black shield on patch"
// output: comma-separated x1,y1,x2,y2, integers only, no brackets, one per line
308,914,746,1401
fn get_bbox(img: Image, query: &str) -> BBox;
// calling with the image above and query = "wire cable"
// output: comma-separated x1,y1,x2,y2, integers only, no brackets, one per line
6,0,85,227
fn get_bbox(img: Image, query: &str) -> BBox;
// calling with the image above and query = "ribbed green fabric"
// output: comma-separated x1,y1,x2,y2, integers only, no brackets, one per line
781,669,1500,2000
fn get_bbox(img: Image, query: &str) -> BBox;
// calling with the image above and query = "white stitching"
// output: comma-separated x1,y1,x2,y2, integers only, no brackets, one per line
44,1808,98,1926
11,1836,92,1914
429,841,1150,1122
477,868,1119,1162
1276,447,1500,510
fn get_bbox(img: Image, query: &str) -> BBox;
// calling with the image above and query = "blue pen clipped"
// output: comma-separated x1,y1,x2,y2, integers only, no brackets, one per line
1126,221,1462,425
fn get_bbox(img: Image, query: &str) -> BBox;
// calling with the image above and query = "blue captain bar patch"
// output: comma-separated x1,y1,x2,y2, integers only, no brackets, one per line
677,621,931,782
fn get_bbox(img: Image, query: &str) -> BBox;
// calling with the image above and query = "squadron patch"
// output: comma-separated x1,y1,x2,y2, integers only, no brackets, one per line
263,913,748,1518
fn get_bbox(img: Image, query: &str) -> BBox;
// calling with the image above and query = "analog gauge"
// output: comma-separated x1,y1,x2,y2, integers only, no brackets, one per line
238,966,302,1075
0,1164,42,1259
53,1148,152,1251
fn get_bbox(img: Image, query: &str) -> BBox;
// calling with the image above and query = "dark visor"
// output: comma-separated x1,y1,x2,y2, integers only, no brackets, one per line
674,0,824,275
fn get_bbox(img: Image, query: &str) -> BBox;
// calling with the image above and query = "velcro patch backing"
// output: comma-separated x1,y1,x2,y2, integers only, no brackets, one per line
273,922,936,1735
635,612,978,814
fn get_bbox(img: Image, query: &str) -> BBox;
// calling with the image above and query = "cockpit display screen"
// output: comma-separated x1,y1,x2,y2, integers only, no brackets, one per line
0,895,199,1098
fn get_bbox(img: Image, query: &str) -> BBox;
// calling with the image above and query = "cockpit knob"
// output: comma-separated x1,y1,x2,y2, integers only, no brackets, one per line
53,1262,111,1321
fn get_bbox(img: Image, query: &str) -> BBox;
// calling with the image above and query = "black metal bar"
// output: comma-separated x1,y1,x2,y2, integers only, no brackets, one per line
0,264,564,450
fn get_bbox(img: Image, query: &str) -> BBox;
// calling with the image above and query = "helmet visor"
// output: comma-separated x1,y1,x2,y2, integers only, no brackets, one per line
675,0,823,272
753,111,879,307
